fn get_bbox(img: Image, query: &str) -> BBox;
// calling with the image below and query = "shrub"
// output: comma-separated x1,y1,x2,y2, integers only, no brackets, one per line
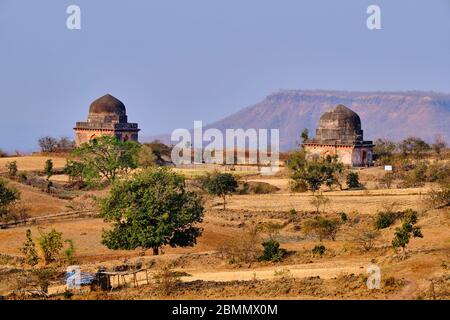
218,226,262,264
63,239,76,265
0,179,20,218
309,193,330,214
32,267,57,293
153,262,181,296
303,217,341,241
258,240,286,262
346,172,361,189
427,184,450,209
37,229,63,265
349,226,380,252
338,212,348,223
392,209,423,253
21,229,39,267
374,212,397,229
312,244,326,257
6,161,18,178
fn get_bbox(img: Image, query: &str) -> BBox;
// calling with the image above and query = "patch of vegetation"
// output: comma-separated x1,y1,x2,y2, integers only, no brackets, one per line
392,209,423,254
346,172,361,189
101,167,204,256
311,244,326,257
201,171,238,210
258,240,286,262
0,179,20,219
303,216,341,241
217,226,262,264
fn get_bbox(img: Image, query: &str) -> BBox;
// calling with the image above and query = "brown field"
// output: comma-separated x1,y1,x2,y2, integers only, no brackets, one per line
0,155,449,300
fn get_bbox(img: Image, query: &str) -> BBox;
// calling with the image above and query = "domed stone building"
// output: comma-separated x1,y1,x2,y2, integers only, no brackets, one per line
303,104,373,167
74,94,140,146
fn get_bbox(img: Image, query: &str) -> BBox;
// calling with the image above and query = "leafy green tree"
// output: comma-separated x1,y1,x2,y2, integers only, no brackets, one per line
6,161,18,178
300,128,309,146
70,135,141,185
346,172,361,189
288,151,344,193
392,209,423,253
63,239,76,265
21,229,39,267
101,167,204,255
37,229,63,265
44,159,53,179
202,172,238,210
0,179,20,218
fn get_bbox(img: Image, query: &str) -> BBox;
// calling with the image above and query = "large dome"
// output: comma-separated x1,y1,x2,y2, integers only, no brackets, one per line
314,104,363,143
89,94,126,116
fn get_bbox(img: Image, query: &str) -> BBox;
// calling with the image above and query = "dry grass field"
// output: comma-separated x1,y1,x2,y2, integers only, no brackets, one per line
0,155,449,300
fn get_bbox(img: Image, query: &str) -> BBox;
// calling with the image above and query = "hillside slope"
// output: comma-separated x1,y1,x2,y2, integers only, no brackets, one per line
147,90,450,151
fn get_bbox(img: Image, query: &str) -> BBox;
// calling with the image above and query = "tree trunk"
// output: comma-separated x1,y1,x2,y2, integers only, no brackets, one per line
152,247,159,256
222,195,226,210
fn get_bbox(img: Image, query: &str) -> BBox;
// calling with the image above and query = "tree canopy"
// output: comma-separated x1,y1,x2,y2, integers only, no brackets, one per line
201,172,238,210
100,167,204,255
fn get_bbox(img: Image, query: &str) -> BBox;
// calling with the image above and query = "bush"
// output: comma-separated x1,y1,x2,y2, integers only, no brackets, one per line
312,244,326,257
6,161,18,178
63,239,76,265
21,229,39,267
258,240,286,262
0,179,20,218
392,209,423,253
153,262,181,296
374,212,397,229
346,172,361,189
303,217,341,241
349,226,380,252
37,229,63,264
218,227,262,264
338,212,348,223
427,184,450,209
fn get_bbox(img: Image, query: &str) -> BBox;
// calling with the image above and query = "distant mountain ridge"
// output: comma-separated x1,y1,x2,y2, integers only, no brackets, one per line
145,90,450,151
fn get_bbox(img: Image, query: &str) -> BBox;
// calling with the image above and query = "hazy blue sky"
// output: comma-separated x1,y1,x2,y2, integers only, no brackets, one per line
0,0,449,151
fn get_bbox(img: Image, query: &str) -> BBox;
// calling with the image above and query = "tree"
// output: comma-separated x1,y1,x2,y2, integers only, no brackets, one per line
350,226,380,252
38,136,59,153
288,151,344,193
138,144,157,168
6,161,18,178
202,172,238,210
392,209,423,254
309,193,330,214
100,167,204,256
0,179,20,218
44,159,54,193
398,137,431,159
373,138,397,164
63,239,76,265
346,172,361,189
258,240,286,262
21,229,39,267
70,135,141,185
379,172,395,189
37,228,63,265
56,137,75,152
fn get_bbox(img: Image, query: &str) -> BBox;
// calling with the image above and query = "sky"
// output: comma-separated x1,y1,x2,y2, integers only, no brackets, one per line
0,0,449,152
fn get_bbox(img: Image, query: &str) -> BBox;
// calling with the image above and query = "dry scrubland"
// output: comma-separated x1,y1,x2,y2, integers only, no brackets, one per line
0,156,449,300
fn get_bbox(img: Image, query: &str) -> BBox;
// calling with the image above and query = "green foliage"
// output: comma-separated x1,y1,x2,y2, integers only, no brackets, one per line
21,229,39,267
346,172,361,189
0,179,20,217
303,216,341,241
202,172,238,210
379,172,395,189
32,267,57,293
6,161,18,178
63,239,76,265
258,239,286,262
100,167,204,255
392,209,423,251
339,212,348,223
37,229,63,265
300,128,309,145
374,211,397,229
138,144,157,168
44,159,53,179
70,136,141,186
312,244,326,257
427,184,450,209
288,151,344,192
